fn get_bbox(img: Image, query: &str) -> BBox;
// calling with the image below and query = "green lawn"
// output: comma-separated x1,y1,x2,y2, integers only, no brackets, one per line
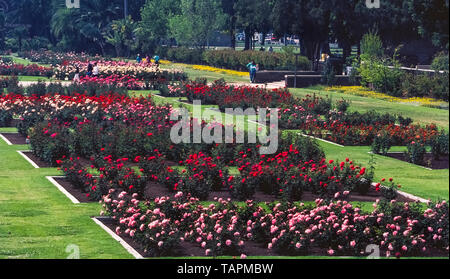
3,55,52,68
0,128,133,259
291,87,449,129
3,76,55,82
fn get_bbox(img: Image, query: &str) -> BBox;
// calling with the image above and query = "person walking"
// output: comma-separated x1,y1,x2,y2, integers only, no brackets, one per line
92,62,99,77
87,62,93,77
153,55,160,69
246,61,257,83
73,66,80,83
136,54,142,64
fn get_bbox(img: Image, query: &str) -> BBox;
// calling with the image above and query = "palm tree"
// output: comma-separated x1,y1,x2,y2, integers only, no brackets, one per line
50,0,122,54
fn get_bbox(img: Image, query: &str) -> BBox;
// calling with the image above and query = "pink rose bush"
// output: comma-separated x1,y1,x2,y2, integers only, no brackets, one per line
101,191,449,258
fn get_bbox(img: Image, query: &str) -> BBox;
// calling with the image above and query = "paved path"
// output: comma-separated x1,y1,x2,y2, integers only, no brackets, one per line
19,80,287,89
228,80,286,89
18,81,71,87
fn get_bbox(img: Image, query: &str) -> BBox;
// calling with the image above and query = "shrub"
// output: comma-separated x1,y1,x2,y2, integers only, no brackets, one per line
159,47,311,71
401,73,449,101
0,110,12,127
29,121,72,166
359,56,404,96
26,80,48,97
431,52,449,71
406,140,426,165
371,133,393,155
336,98,350,112
361,32,384,59
431,131,449,159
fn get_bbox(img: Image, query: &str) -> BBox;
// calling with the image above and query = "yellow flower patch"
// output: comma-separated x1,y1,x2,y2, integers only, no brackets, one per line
325,86,448,108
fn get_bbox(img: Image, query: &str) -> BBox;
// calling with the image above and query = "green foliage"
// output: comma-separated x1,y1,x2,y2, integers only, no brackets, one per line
406,141,427,166
361,32,384,59
358,55,404,97
104,16,137,57
431,52,449,71
371,133,393,156
168,0,225,47
401,72,449,101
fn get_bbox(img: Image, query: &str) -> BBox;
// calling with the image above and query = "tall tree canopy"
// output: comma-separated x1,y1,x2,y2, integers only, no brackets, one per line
0,0,446,62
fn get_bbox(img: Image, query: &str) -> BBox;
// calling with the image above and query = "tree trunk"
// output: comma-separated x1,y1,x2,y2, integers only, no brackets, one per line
342,43,352,64
299,38,306,56
230,16,236,49
244,27,251,50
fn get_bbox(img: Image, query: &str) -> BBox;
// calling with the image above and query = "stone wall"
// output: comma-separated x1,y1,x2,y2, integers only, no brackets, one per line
255,70,319,83
285,75,360,88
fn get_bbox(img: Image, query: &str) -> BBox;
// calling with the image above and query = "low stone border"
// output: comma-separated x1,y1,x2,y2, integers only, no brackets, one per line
17,150,39,168
371,182,429,203
91,217,144,259
299,133,345,147
0,133,13,145
45,176,81,204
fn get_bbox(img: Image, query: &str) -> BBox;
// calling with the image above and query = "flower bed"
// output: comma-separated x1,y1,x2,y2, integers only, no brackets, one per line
78,75,145,90
0,59,53,77
18,50,99,65
100,191,449,258
53,60,187,82
1,92,400,203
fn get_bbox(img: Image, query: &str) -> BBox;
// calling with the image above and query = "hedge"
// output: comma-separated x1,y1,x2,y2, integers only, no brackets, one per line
155,47,311,71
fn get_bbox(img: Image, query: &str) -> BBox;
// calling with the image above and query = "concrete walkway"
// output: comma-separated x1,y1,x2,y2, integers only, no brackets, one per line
19,80,287,89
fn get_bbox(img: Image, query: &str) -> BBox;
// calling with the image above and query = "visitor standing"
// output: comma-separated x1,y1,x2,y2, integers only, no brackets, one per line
87,62,93,77
246,61,257,83
73,66,80,83
269,46,273,53
93,62,99,77
136,54,142,63
153,55,160,69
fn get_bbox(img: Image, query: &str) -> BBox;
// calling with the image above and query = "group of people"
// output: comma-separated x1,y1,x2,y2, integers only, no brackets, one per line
73,54,258,84
136,54,160,67
73,62,99,83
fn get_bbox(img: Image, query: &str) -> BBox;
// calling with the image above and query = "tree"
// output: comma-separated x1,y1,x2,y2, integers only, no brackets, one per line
234,0,258,50
290,0,331,70
136,0,180,54
104,16,137,57
50,0,123,54
168,0,225,48
221,0,237,49
271,0,296,45
408,0,449,49
329,0,364,62
254,0,274,46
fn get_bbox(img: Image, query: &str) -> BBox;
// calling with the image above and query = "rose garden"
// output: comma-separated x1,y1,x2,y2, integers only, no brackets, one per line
0,0,448,261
